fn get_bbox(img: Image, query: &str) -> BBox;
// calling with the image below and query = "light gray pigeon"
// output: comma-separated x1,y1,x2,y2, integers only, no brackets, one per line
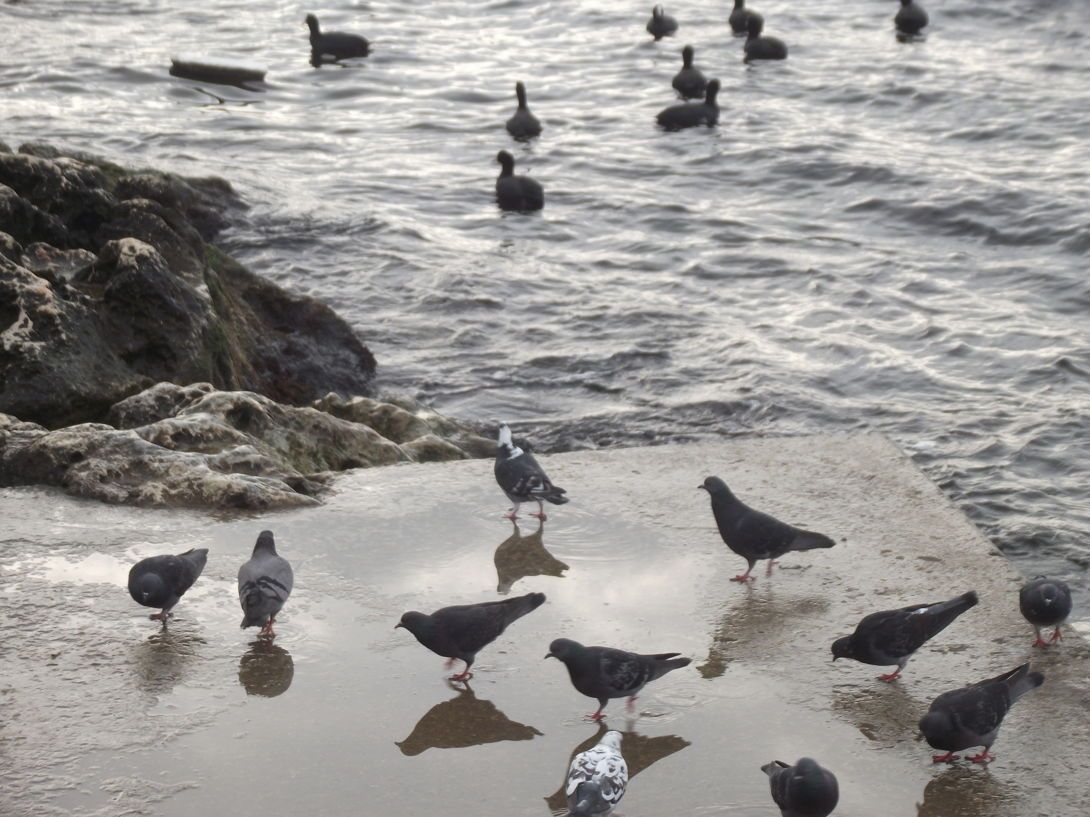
238,530,294,638
919,663,1043,763
128,548,208,622
494,423,568,521
1019,576,1072,648
762,757,839,817
565,730,628,816
700,476,834,582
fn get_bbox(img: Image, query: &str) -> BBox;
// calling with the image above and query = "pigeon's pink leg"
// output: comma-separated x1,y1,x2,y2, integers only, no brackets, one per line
449,661,473,682
504,502,521,521
878,668,902,682
730,565,755,583
968,749,994,764
584,707,605,722
260,616,276,638
1032,628,1049,648
1050,627,1063,644
444,658,456,670
931,752,960,763
626,695,638,712
149,611,170,622
765,560,779,576
529,500,547,521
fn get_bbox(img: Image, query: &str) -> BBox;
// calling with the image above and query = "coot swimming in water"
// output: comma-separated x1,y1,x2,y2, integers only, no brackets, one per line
656,78,720,130
743,14,787,62
895,0,929,35
729,0,756,35
647,5,679,40
495,151,544,212
505,81,543,139
305,14,369,62
672,45,707,100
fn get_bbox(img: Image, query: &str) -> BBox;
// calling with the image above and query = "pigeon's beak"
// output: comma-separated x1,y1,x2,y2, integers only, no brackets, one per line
544,652,554,660
394,622,404,630
697,485,706,491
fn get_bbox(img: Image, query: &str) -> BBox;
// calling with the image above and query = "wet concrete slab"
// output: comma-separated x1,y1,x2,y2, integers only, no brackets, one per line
1,434,1087,817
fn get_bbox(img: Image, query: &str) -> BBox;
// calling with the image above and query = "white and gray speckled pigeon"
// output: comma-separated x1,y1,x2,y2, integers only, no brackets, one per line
761,757,839,817
128,548,208,622
565,730,628,816
831,591,978,682
238,530,294,638
397,592,546,682
1019,576,1072,648
494,423,568,521
700,476,834,582
546,638,691,721
919,663,1043,764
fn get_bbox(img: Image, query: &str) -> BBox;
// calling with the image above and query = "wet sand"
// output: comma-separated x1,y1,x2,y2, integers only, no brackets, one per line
1,435,1086,816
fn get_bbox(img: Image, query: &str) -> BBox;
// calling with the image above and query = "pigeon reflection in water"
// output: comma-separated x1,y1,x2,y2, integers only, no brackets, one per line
396,682,542,756
917,766,1012,817
494,519,569,594
544,722,690,812
132,627,204,698
238,639,294,698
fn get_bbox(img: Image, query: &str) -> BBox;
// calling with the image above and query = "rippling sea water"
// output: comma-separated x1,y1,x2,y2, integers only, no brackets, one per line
2,1,1088,600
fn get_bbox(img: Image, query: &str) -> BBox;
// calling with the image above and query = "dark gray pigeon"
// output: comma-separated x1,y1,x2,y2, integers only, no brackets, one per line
128,548,208,622
546,638,691,721
495,424,568,520
238,531,294,638
1019,576,1072,648
919,663,1043,764
397,592,546,682
565,730,628,816
700,476,834,582
761,757,839,817
831,591,978,682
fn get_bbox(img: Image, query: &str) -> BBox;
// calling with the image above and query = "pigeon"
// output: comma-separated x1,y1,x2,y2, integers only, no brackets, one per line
647,5,679,40
305,14,369,62
762,757,839,817
494,423,568,520
1019,576,1072,648
128,549,208,622
495,151,545,212
238,530,294,638
744,14,788,62
397,592,546,682
699,476,834,582
656,78,719,130
894,0,928,36
565,730,629,816
506,81,543,139
831,591,978,682
546,638,691,721
729,0,756,34
919,663,1044,764
671,46,707,100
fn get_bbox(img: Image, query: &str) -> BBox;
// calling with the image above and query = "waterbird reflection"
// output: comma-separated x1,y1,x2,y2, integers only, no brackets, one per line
698,588,829,679
131,626,204,698
494,519,568,594
917,766,1014,817
830,681,924,749
238,639,294,698
544,722,690,813
396,681,543,756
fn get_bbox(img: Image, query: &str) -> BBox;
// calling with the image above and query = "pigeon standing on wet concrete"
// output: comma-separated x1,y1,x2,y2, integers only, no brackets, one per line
494,423,568,520
1019,576,1072,647
398,592,546,682
565,730,628,816
762,757,839,817
546,638,691,721
699,476,835,582
238,531,294,638
128,549,208,622
831,591,978,682
919,662,1044,764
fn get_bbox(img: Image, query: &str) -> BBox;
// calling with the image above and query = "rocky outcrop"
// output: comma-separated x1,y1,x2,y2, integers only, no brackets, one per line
0,143,376,428
0,382,492,510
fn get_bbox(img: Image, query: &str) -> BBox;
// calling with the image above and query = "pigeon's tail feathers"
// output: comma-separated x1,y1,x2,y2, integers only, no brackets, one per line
568,781,605,816
789,529,836,552
1005,663,1045,701
504,591,547,624
761,760,789,777
544,490,570,506
182,548,209,571
924,591,979,634
650,654,691,680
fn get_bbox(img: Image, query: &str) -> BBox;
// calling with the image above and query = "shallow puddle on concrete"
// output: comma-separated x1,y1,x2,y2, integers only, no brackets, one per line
2,440,1085,816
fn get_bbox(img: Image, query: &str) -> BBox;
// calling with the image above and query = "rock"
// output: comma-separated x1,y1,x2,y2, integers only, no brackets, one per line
0,145,377,427
400,434,469,463
107,382,215,428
